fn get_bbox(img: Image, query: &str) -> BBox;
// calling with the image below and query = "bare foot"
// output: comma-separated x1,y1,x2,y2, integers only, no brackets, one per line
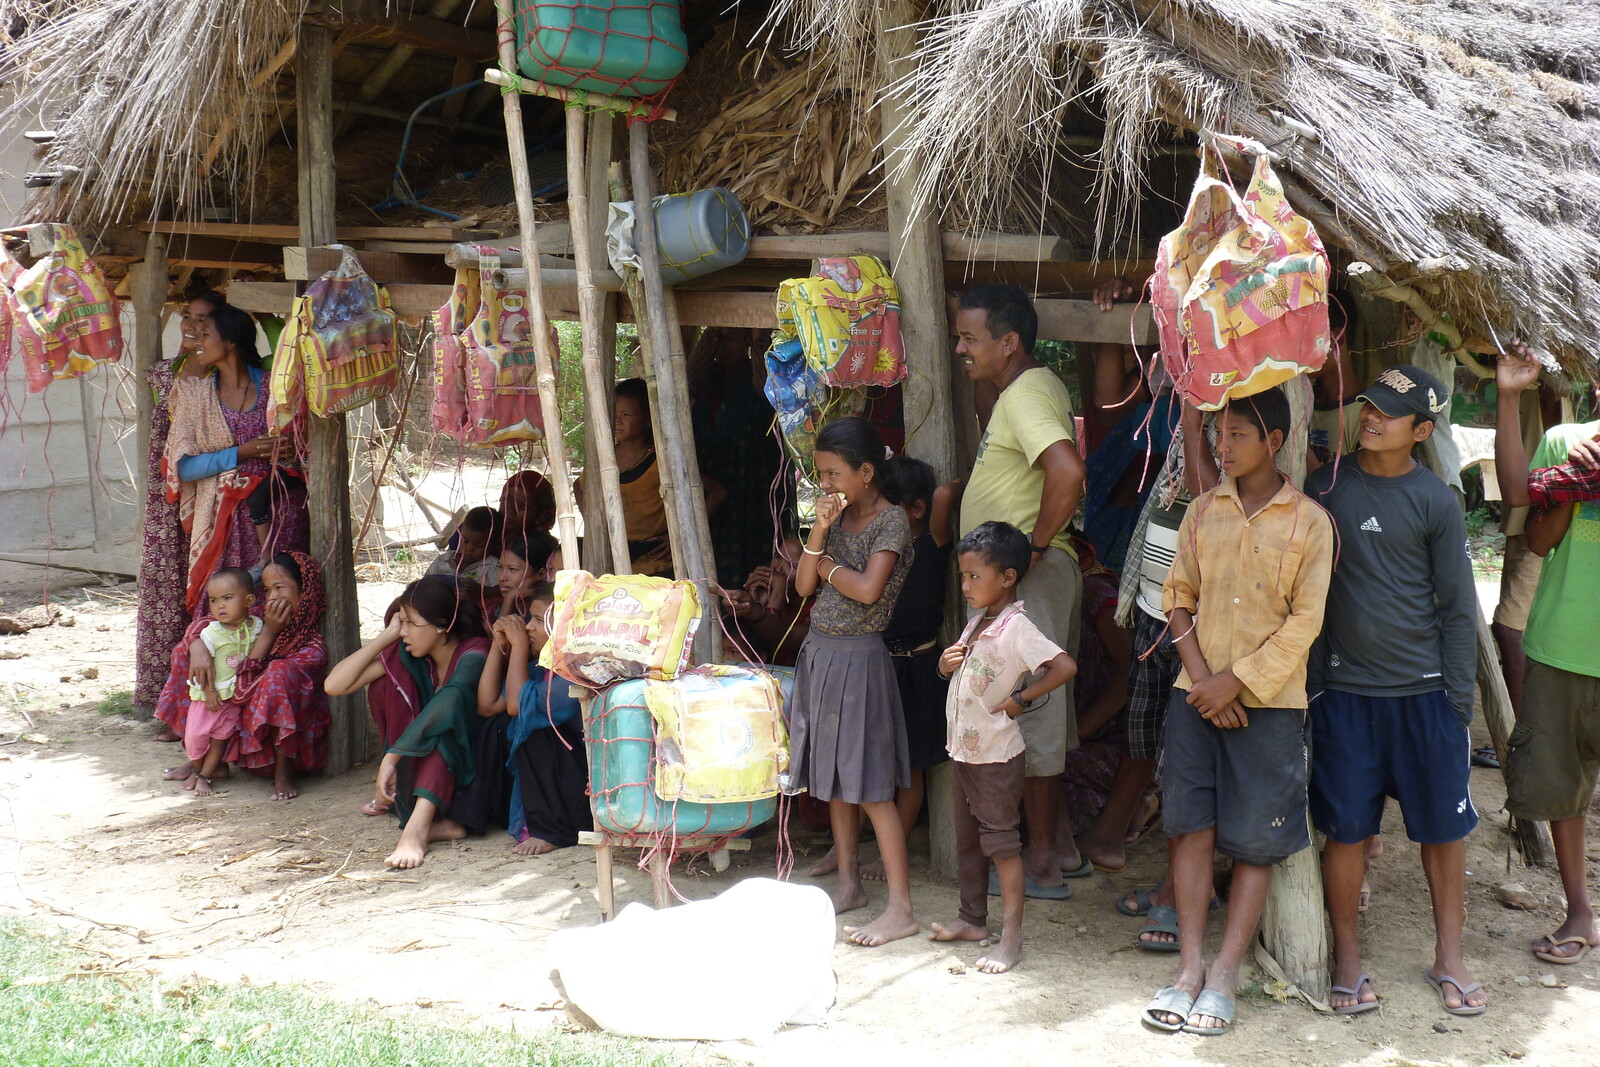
182,774,198,792
845,906,918,947
809,848,838,877
153,726,181,743
162,765,194,781
428,817,469,843
385,839,428,869
271,774,298,801
930,918,989,942
512,835,558,855
831,882,868,915
192,775,215,798
1023,849,1065,890
1075,832,1127,874
860,859,886,881
977,925,1022,973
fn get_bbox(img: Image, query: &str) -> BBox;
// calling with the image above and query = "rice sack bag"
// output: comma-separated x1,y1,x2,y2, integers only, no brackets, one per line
541,570,699,687
646,664,788,804
1152,134,1330,410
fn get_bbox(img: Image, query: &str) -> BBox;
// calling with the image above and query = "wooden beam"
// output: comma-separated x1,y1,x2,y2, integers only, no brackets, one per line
284,245,455,284
336,0,464,137
138,220,508,243
163,235,286,271
350,13,496,60
483,68,677,122
201,34,298,172
298,22,366,778
739,230,1097,263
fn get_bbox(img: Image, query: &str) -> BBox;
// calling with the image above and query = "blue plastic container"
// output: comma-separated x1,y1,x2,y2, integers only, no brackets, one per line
655,187,751,284
586,667,791,839
515,1,688,99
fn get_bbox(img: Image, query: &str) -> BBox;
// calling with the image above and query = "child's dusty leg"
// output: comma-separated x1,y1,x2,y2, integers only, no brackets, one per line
844,799,918,946
271,745,298,801
932,769,988,944
826,799,867,914
1421,839,1486,1011
1150,828,1214,1026
1323,837,1373,1009
192,739,227,797
977,852,1025,973
161,761,197,783
1022,775,1068,886
861,768,926,882
1189,859,1272,1030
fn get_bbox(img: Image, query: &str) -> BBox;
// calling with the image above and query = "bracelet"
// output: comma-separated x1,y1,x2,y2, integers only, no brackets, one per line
1031,542,1051,554
825,563,841,585
802,545,824,556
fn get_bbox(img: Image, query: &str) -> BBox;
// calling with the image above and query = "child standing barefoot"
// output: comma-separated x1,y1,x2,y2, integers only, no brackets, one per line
167,568,262,797
792,417,917,947
931,523,1076,972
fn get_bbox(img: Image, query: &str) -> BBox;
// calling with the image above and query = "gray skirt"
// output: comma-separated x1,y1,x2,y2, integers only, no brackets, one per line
787,631,910,805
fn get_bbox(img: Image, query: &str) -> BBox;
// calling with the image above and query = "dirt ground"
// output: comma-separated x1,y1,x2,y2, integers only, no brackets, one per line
2,566,1599,1067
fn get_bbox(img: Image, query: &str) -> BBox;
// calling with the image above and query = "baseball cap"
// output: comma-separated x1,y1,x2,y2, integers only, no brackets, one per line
1356,364,1450,423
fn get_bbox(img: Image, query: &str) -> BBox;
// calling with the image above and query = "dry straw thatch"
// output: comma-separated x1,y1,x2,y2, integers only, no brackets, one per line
768,0,1600,376
0,0,307,225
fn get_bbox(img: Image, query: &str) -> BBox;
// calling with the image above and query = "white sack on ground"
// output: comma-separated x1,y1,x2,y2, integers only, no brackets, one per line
548,877,835,1041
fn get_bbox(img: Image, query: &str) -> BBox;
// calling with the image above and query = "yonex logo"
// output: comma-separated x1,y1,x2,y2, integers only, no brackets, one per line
1360,516,1383,533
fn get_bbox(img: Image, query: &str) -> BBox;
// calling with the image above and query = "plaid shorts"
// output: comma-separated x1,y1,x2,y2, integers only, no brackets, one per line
1127,610,1183,763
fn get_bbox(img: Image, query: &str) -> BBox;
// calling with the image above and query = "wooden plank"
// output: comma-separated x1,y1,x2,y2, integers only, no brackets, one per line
348,14,496,60
164,235,286,271
298,23,365,778
138,220,506,243
284,245,455,284
946,296,1157,346
742,230,1091,263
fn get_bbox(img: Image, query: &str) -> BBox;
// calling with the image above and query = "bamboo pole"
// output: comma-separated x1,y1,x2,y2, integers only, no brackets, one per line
608,162,689,581
481,68,677,122
627,120,717,662
580,110,619,577
565,106,631,573
493,0,579,567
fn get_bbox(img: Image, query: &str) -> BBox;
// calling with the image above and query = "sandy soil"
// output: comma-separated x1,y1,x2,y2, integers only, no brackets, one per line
2,568,1599,1066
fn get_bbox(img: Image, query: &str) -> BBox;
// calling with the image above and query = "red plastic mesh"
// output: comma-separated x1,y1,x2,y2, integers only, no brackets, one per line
506,0,687,119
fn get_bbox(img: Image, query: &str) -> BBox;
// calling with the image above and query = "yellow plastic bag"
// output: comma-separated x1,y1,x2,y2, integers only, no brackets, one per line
646,665,788,804
541,570,700,687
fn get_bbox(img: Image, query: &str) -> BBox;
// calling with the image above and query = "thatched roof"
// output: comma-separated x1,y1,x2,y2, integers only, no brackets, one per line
768,0,1600,376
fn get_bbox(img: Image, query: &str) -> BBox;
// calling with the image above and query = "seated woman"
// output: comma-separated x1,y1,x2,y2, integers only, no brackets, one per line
233,552,331,800
599,378,724,577
720,536,812,667
497,532,557,619
476,582,590,855
325,576,494,869
500,470,557,547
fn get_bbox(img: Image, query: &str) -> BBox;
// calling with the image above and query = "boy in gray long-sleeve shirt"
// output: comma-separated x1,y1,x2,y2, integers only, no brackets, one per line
1304,364,1486,1017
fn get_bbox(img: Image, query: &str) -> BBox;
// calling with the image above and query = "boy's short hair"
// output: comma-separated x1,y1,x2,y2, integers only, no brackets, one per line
881,455,937,511
210,567,255,595
956,284,1038,355
955,521,1032,581
525,580,556,607
461,506,498,534
1222,387,1292,442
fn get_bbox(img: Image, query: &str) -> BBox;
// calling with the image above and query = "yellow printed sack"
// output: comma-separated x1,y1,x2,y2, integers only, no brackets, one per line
645,665,788,804
541,570,700,688
776,254,906,390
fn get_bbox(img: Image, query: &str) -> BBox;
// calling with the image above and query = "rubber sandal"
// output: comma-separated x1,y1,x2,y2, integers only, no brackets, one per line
1140,986,1194,1033
1180,989,1236,1036
1062,856,1095,879
1331,973,1380,1015
988,869,1072,900
1124,801,1162,847
1533,933,1594,965
1136,904,1181,952
360,799,392,817
1358,879,1371,913
1116,882,1161,917
1425,970,1486,1016
1470,746,1500,769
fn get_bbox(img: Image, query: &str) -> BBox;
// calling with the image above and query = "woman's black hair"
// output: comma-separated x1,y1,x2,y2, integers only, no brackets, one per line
955,521,1032,581
209,304,263,370
398,575,487,641
188,288,228,312
813,416,885,474
880,455,936,512
1222,386,1292,443
269,552,304,589
503,531,558,571
524,580,556,607
614,378,652,436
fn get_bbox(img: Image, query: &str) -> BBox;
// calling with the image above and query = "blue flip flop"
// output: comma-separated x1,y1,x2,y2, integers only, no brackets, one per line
1135,904,1181,952
1180,989,1236,1036
1062,856,1095,879
988,868,1073,899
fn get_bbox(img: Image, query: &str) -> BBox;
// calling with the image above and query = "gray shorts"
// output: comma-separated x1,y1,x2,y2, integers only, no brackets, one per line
1506,658,1600,822
1014,547,1082,777
1161,689,1311,866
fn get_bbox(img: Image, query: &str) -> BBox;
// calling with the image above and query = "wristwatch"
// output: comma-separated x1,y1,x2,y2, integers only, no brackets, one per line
1031,542,1050,554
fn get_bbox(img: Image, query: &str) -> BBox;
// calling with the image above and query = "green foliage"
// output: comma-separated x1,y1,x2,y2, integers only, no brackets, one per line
96,690,135,717
0,918,687,1067
552,322,643,463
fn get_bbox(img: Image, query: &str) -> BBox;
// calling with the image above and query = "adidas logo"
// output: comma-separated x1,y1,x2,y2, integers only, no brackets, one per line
1360,516,1383,533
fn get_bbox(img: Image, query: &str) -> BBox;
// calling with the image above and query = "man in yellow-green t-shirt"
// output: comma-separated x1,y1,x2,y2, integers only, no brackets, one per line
1493,345,1600,967
955,284,1088,898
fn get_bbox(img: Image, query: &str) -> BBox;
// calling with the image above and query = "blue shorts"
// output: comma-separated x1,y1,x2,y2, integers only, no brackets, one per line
1309,689,1479,845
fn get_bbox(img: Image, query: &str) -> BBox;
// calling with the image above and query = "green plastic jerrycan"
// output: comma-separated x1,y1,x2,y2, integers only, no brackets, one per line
514,1,689,99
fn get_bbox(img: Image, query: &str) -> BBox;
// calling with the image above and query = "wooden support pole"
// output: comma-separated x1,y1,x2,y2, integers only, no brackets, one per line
1476,611,1555,865
493,0,580,567
129,232,168,526
1257,373,1328,1003
628,120,718,661
482,68,677,122
298,23,366,776
580,111,619,577
566,107,631,573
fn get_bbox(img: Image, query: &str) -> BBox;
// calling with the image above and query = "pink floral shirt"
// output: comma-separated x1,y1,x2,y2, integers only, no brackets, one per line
945,601,1064,765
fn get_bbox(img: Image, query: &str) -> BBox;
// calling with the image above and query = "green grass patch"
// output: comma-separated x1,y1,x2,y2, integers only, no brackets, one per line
96,690,135,717
0,918,688,1067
